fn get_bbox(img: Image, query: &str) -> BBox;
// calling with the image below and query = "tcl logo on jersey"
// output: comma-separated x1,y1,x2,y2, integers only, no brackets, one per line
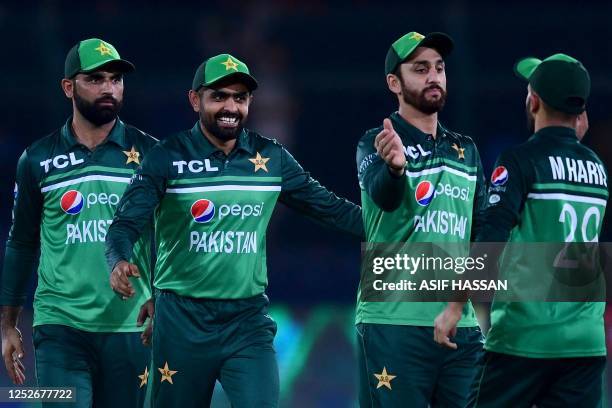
40,153,84,173
491,166,508,186
404,144,432,160
191,199,216,223
415,181,435,206
415,181,470,206
61,190,84,214
60,190,121,215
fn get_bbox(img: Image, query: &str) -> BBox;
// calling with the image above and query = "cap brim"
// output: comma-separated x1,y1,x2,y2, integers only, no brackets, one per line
418,32,454,58
206,72,258,91
82,59,136,74
514,57,541,80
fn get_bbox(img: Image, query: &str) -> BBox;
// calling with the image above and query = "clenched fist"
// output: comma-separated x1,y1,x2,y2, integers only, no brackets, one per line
374,118,406,176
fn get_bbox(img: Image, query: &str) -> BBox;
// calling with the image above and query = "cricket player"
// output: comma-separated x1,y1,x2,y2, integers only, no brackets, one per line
0,38,156,407
105,53,363,407
434,54,607,407
355,31,486,407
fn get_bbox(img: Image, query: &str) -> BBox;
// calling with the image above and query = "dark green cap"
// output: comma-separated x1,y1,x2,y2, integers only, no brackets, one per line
64,38,135,78
385,31,454,75
192,53,258,92
515,53,590,115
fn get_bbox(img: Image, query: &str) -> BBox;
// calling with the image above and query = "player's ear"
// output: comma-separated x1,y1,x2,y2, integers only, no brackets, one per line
188,89,201,112
529,93,540,115
61,78,74,99
387,73,402,95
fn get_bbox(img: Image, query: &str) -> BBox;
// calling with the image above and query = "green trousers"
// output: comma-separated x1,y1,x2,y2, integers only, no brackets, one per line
150,291,278,407
33,324,150,408
474,351,606,408
357,324,484,407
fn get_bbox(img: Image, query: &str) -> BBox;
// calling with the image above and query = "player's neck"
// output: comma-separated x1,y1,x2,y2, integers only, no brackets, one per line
534,116,577,134
398,104,438,138
199,121,236,156
71,110,116,150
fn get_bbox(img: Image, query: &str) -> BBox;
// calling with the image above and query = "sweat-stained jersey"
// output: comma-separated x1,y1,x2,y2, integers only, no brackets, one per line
478,126,608,358
0,118,156,332
356,112,486,326
105,121,363,299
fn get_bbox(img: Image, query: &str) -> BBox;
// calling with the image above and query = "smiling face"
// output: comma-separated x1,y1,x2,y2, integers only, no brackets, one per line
190,83,252,141
389,47,447,114
62,70,124,126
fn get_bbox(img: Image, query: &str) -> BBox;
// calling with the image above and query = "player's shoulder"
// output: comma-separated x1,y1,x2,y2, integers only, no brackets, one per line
440,124,478,148
243,128,285,154
123,123,158,149
23,127,64,162
157,129,191,151
360,125,383,143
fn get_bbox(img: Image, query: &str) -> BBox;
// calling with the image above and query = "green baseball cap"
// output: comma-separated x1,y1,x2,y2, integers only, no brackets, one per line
64,38,135,79
192,53,258,92
515,53,590,115
385,31,454,75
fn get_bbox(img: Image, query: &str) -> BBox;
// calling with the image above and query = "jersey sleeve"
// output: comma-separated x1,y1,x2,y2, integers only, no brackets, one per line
278,146,364,239
470,145,488,241
105,143,168,271
475,149,531,242
0,150,42,306
357,130,406,212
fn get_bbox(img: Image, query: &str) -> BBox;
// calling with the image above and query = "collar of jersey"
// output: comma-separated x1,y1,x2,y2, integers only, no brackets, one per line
389,111,447,143
531,126,578,141
61,116,130,150
189,121,254,158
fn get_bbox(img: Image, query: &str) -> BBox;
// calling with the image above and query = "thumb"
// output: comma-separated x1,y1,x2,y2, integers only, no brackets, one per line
128,264,141,278
383,118,394,132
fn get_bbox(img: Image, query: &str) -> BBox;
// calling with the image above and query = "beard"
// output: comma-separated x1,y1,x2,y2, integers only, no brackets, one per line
401,81,447,115
526,100,535,134
201,108,244,141
74,89,122,126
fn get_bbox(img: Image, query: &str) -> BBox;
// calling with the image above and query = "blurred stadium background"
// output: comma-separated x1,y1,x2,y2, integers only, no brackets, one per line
1,0,611,407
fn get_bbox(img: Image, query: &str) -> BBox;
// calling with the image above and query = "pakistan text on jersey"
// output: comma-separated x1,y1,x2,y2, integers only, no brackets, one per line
66,220,113,244
549,156,607,186
413,210,468,239
189,230,257,253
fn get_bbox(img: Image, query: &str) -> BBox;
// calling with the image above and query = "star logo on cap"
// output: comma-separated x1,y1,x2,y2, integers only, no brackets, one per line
409,32,425,41
123,146,140,165
138,366,149,388
95,41,113,56
374,367,396,390
249,152,270,172
451,143,465,160
158,361,178,384
221,56,239,71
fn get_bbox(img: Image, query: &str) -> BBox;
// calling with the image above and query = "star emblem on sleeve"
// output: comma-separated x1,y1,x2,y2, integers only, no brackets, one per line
138,366,149,388
452,143,465,160
95,41,113,56
123,146,141,165
158,362,178,384
374,367,397,390
221,56,239,71
248,152,270,172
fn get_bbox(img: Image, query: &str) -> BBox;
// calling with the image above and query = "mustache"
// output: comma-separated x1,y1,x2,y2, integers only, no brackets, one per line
423,85,444,93
215,110,242,120
95,96,119,106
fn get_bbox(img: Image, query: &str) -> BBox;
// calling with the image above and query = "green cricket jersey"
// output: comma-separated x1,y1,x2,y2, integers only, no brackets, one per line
105,121,363,299
356,112,486,326
0,118,156,332
479,126,608,358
